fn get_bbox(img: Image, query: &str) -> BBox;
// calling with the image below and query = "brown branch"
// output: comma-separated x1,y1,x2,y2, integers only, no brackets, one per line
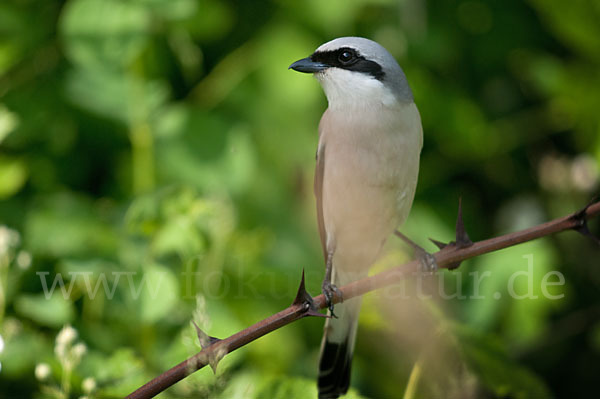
126,200,600,399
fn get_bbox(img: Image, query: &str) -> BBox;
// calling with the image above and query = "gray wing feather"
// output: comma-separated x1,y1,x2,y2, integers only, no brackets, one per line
314,144,327,264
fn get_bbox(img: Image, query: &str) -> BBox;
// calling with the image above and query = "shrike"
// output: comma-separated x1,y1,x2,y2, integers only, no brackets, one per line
289,37,423,398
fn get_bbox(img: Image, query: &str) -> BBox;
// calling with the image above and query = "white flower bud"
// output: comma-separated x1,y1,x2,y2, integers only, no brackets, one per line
82,377,96,393
16,251,32,269
72,342,87,361
56,325,77,347
55,325,78,361
35,363,51,381
0,226,20,258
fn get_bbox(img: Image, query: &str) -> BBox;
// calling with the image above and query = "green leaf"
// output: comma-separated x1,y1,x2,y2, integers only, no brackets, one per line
0,328,50,377
179,0,234,41
82,348,148,397
0,156,27,199
0,104,19,144
152,215,206,257
60,0,151,68
528,0,600,61
136,0,198,21
14,293,75,327
64,67,169,124
157,127,257,194
24,192,118,258
139,263,179,323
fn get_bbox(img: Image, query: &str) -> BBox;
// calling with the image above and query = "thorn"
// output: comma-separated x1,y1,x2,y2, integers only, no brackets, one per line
574,223,600,245
192,321,220,349
455,197,473,249
571,196,598,222
395,230,440,272
292,270,324,317
394,230,423,251
396,230,432,255
429,238,448,250
572,196,597,219
208,345,228,374
570,196,600,245
292,269,311,305
191,321,225,374
446,261,462,270
426,199,473,270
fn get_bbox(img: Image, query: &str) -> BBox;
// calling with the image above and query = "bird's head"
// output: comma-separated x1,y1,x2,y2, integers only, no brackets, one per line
289,37,413,109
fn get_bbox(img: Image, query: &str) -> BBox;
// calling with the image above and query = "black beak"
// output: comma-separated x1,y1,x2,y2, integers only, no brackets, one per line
288,57,328,73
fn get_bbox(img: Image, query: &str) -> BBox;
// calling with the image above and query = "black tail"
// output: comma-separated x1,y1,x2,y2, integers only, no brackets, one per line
318,339,352,399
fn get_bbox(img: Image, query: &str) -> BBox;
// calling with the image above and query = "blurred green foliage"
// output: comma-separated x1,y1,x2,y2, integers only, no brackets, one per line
0,0,599,398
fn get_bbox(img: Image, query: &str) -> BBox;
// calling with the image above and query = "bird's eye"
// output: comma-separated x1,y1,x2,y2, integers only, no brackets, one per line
338,50,355,64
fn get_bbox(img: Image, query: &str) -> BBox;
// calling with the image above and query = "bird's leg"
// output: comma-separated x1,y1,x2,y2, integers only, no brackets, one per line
394,231,438,272
322,249,342,318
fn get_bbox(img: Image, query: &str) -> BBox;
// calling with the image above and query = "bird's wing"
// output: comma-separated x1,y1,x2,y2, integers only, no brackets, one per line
314,141,327,264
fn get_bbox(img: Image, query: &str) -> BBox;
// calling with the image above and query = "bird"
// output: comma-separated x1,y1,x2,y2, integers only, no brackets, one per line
289,37,423,398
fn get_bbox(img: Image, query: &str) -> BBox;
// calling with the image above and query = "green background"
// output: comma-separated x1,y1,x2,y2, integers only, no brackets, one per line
1,0,599,398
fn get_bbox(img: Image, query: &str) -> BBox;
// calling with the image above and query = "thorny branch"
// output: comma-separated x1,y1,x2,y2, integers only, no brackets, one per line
127,199,600,399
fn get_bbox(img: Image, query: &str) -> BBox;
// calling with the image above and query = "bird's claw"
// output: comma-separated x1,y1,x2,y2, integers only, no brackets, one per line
415,246,438,273
322,281,342,318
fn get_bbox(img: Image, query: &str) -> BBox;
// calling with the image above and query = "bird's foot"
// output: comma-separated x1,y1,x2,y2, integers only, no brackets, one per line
394,230,438,273
322,280,343,318
415,246,438,273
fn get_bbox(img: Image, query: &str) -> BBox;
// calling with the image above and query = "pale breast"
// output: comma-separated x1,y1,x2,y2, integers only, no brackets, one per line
317,102,422,264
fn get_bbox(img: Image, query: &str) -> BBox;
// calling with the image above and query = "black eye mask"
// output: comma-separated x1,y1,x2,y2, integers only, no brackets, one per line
310,47,385,81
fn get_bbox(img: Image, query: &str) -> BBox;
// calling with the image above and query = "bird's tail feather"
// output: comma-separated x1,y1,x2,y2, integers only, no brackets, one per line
318,296,362,399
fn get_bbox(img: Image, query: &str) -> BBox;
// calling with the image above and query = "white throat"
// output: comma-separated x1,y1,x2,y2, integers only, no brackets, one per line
315,68,397,110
